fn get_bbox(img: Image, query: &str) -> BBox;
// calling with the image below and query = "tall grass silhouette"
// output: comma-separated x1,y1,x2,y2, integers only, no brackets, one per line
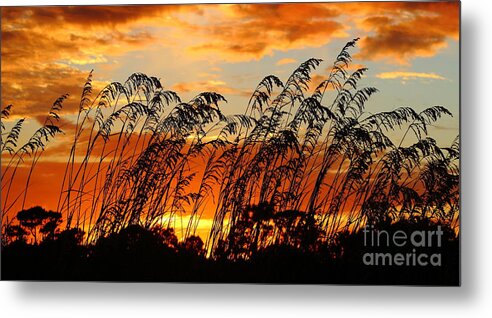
1,39,459,261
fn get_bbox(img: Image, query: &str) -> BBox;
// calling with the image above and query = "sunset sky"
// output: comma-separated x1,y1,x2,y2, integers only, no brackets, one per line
1,2,460,236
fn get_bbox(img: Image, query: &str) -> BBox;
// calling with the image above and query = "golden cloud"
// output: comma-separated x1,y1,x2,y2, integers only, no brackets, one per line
171,80,246,97
376,71,447,81
276,58,298,66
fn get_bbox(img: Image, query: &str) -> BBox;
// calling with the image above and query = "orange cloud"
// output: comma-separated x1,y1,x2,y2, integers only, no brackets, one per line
1,3,459,119
183,2,459,63
1,6,167,117
353,2,459,64
187,3,347,61
1,63,96,117
1,5,197,29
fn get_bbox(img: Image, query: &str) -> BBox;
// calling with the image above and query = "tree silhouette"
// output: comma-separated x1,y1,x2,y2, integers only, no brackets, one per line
15,206,62,244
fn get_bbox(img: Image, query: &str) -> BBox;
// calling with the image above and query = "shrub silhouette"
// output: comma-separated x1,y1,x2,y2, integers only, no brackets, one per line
180,235,205,256
3,225,28,244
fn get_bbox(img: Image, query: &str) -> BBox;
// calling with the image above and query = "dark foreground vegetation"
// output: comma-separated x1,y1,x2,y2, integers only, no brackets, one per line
2,206,458,285
1,40,459,284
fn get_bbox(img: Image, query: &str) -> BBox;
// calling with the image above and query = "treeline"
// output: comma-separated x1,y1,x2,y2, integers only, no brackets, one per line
2,206,458,284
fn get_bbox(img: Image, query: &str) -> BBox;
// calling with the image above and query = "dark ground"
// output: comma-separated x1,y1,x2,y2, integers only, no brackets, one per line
1,220,459,285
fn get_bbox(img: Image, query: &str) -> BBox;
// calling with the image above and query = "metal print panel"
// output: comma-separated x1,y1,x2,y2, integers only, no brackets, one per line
0,1,460,285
